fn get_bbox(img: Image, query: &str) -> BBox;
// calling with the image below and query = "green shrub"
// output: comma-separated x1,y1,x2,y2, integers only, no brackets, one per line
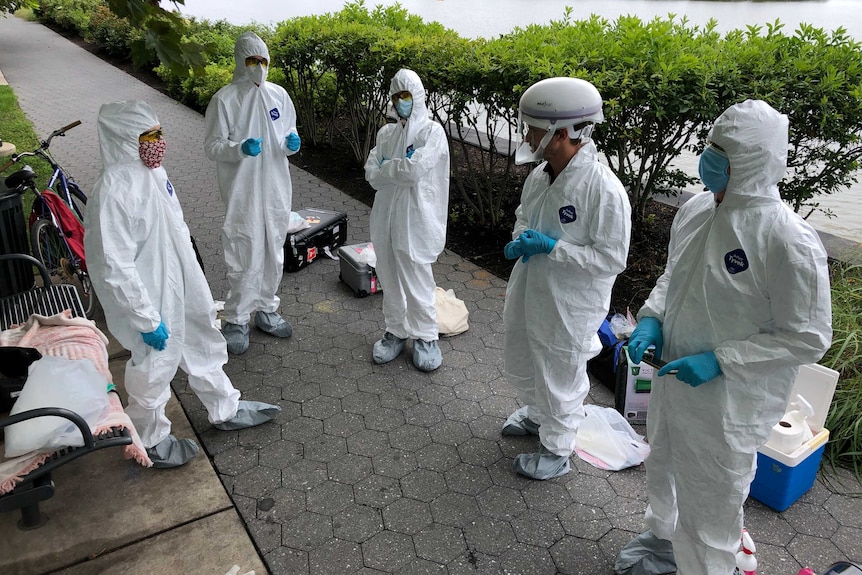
822,258,862,479
37,0,100,33
85,4,132,58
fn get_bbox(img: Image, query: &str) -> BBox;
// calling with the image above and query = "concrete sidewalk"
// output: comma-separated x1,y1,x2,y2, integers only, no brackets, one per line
1,15,861,575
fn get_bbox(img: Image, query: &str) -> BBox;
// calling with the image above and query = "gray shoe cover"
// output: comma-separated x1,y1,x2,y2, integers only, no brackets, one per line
412,339,442,372
254,311,293,338
513,445,571,480
614,530,676,575
146,434,200,469
222,322,250,355
213,400,282,431
372,332,407,364
502,408,540,436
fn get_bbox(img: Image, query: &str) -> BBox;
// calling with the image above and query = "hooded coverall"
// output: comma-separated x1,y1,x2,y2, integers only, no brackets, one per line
204,32,298,326
639,100,833,574
364,69,450,342
504,140,631,457
84,100,240,448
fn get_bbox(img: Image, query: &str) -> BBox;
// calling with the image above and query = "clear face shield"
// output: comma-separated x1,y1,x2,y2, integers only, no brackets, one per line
514,115,595,165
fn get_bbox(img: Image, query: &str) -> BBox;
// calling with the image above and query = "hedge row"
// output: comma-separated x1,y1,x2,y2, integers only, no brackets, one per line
36,0,862,232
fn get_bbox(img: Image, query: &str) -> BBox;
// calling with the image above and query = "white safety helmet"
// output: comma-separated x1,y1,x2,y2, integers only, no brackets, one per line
515,77,604,165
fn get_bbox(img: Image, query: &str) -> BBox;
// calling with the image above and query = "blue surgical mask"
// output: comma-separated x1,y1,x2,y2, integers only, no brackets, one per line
395,98,413,119
698,145,730,193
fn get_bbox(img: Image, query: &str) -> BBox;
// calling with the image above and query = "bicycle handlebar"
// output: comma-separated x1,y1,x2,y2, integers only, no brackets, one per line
0,120,81,173
56,120,81,135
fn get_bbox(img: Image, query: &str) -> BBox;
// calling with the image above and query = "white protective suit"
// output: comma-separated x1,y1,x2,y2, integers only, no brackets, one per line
84,100,240,448
364,69,450,341
504,140,631,456
638,100,833,574
204,32,298,325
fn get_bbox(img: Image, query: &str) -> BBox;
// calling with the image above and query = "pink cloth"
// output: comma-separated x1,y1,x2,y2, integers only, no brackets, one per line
1,312,153,495
0,310,111,382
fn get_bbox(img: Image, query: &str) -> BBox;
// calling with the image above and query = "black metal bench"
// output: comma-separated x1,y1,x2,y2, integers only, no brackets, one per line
0,254,131,530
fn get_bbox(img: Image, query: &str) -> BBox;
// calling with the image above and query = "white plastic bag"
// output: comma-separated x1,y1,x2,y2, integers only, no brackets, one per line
435,287,469,336
574,405,650,471
5,356,111,458
286,211,311,234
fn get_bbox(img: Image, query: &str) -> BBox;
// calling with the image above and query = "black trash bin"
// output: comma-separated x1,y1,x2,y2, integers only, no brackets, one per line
0,190,34,298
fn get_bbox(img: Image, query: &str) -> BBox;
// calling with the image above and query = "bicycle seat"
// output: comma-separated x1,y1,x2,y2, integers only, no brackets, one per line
4,166,37,190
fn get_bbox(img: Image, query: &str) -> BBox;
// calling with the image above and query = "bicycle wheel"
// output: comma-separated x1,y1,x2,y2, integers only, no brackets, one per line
30,218,99,319
30,218,66,275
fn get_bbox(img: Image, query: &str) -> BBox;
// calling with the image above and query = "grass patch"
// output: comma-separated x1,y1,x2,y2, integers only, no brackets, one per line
0,85,53,220
822,258,862,483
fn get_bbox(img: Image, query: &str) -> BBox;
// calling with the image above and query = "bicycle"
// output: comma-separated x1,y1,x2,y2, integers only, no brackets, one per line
0,121,98,319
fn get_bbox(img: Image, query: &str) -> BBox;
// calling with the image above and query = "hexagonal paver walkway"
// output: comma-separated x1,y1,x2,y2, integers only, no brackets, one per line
2,16,861,575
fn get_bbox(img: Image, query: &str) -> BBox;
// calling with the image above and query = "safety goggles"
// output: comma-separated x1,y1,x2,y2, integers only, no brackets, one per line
391,91,412,103
245,56,269,67
706,141,727,156
138,129,163,143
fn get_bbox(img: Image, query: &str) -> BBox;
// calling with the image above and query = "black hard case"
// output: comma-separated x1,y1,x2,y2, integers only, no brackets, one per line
284,208,348,272
337,243,382,297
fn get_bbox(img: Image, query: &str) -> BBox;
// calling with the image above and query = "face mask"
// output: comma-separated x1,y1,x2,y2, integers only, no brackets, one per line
248,63,267,86
395,98,413,119
698,145,730,193
139,138,167,169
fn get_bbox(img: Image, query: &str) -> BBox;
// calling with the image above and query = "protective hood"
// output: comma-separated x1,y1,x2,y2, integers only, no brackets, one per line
97,100,159,167
232,31,270,85
389,68,431,146
708,99,788,200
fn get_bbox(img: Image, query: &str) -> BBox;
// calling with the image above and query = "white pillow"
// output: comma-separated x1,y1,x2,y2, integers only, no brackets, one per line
5,356,111,458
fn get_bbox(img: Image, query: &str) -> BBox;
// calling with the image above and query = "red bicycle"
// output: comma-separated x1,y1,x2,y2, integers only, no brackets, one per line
1,121,97,318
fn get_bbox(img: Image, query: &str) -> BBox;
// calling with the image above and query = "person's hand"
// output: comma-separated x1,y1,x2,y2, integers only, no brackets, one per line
504,239,523,260
519,229,557,262
658,351,722,387
405,148,415,159
627,316,662,364
141,321,169,351
241,137,263,157
286,132,301,152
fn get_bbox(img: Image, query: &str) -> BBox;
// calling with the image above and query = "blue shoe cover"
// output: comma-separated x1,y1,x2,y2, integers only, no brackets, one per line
146,434,200,469
614,530,676,575
214,400,282,431
502,407,540,436
412,339,442,372
254,311,293,338
372,332,406,364
222,322,249,355
513,445,571,480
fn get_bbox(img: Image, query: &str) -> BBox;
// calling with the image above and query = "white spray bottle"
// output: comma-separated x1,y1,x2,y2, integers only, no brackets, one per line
735,528,757,575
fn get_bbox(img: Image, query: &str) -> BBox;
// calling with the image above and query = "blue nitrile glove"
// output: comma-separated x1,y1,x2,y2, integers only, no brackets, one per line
405,148,415,159
519,229,557,262
378,157,388,168
659,351,722,387
141,321,169,351
286,132,301,152
627,316,663,364
504,239,523,260
241,137,263,157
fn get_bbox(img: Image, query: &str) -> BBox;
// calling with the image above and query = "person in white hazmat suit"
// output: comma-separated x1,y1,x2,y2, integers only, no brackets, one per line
85,100,282,469
501,77,632,480
615,100,832,575
204,31,300,355
364,69,450,371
